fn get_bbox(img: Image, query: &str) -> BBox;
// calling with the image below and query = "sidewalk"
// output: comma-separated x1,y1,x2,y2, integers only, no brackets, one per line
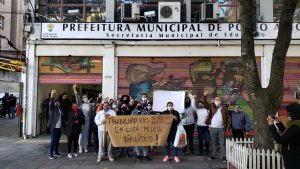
0,135,227,169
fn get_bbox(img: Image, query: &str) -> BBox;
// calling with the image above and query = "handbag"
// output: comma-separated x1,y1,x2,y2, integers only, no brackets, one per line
173,122,187,148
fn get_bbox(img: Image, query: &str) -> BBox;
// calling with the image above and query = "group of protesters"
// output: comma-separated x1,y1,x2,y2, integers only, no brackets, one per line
1,92,18,119
47,85,253,163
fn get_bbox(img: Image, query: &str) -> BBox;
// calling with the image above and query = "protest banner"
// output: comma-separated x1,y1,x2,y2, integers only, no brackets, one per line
153,90,185,113
106,115,173,147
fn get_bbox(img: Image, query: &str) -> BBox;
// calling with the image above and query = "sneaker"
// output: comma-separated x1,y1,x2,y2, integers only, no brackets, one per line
163,155,170,162
84,150,88,153
108,156,114,162
54,154,61,158
73,153,78,157
144,156,152,161
49,156,55,160
208,155,216,160
174,156,180,163
97,158,102,163
67,153,73,159
222,157,227,163
79,150,83,153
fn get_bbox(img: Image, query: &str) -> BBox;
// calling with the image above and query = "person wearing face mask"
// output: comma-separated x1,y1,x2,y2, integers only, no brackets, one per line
140,93,149,109
267,103,300,169
66,103,85,159
47,90,65,160
181,97,197,154
128,99,136,114
73,84,92,153
161,102,181,163
230,104,251,140
131,103,153,161
94,102,117,163
117,104,130,158
195,100,210,156
117,95,130,108
203,91,230,163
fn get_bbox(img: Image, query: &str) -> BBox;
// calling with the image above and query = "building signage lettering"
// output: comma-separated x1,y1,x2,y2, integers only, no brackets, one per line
41,23,300,40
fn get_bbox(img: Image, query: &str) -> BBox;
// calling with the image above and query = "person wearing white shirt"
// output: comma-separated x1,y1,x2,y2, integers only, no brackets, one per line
94,102,116,163
195,100,210,155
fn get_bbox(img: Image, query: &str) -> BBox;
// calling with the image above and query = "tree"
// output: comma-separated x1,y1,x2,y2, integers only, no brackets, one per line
240,0,298,149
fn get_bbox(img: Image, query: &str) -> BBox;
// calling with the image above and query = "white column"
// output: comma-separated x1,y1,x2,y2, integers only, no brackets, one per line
23,41,38,138
102,45,117,99
261,45,274,88
106,0,115,22
259,0,273,22
186,0,191,22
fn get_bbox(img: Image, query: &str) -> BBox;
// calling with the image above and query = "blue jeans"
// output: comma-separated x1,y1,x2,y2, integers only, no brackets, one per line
135,146,148,157
9,106,15,119
50,128,61,156
164,140,178,157
197,125,210,154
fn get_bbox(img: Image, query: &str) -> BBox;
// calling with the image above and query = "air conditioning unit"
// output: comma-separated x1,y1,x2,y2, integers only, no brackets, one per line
200,3,219,22
121,3,140,22
158,2,181,22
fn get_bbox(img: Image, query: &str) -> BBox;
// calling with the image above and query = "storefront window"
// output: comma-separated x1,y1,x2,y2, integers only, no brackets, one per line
274,0,300,22
37,0,106,22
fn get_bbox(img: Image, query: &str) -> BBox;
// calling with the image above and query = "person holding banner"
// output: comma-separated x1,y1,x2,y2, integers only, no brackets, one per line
117,104,131,158
94,102,117,163
161,102,181,163
131,102,153,161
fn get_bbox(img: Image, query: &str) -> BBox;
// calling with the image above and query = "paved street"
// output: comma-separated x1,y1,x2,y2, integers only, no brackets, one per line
0,118,227,169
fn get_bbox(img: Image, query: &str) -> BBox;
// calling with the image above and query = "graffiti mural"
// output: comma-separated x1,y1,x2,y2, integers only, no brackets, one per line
38,57,102,84
118,57,261,120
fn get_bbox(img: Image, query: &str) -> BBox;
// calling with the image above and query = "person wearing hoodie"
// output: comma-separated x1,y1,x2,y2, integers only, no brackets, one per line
66,103,85,159
267,103,300,169
181,97,197,154
73,84,92,153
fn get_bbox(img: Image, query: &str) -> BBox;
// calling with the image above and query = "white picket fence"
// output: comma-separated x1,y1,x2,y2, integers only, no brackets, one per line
226,138,285,169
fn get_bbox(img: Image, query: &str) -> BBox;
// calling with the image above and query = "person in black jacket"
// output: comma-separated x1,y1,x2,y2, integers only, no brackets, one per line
267,103,300,169
66,103,85,159
161,102,181,163
117,104,131,158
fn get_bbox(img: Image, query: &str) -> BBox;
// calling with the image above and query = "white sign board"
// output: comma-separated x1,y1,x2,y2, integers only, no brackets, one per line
153,90,185,113
41,23,300,40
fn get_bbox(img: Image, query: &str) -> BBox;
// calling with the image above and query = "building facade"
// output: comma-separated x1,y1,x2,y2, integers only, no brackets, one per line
22,0,300,138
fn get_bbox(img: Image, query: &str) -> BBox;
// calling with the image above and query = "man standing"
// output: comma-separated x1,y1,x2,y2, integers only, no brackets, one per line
94,102,116,163
195,100,210,156
9,94,17,119
47,90,64,160
204,91,230,163
230,104,251,140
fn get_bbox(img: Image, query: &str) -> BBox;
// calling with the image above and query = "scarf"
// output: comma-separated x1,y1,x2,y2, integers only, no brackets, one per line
277,120,300,154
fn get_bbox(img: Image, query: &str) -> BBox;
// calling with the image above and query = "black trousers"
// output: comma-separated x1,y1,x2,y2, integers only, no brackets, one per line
183,124,195,153
67,133,80,153
232,129,244,140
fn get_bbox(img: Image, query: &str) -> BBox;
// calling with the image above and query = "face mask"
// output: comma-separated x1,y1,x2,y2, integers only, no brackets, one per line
234,108,240,112
214,101,221,107
83,98,88,103
287,116,292,121
136,106,142,110
103,106,109,111
167,106,173,111
72,107,78,112
121,107,127,111
112,104,117,109
142,98,147,101
198,103,203,108
147,106,152,110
